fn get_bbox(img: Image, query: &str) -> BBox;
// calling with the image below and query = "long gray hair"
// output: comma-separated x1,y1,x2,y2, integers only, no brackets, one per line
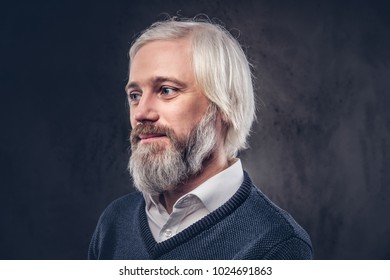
129,17,256,158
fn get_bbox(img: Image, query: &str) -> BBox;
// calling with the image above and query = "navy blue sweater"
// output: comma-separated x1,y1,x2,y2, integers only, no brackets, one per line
88,173,313,259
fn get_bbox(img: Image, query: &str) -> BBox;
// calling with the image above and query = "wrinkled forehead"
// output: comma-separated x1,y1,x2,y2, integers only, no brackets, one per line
129,39,194,77
127,38,198,92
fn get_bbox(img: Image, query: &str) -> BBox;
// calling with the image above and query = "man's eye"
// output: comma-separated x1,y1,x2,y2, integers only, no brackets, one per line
129,92,141,102
161,87,178,95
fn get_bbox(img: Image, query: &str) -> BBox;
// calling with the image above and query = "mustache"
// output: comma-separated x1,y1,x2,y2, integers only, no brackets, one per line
130,124,176,145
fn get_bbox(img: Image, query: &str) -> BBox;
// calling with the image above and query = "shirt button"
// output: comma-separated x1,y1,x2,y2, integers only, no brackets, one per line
164,229,172,238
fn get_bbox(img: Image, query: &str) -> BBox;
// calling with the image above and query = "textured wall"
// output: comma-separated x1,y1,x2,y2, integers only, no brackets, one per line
1,0,389,259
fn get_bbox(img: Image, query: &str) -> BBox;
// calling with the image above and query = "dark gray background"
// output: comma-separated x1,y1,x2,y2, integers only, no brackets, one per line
1,0,389,259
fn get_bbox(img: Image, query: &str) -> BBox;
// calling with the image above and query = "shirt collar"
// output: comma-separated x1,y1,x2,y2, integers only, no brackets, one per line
189,159,243,212
144,159,244,213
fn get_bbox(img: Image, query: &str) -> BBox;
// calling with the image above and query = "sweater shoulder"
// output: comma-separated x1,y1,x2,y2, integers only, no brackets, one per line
88,192,144,259
250,185,311,237
241,184,313,258
98,192,143,223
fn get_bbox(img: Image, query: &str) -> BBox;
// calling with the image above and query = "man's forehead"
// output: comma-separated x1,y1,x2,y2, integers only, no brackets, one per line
128,39,194,86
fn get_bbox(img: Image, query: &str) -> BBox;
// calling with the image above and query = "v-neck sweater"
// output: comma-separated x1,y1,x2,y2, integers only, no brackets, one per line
88,172,313,259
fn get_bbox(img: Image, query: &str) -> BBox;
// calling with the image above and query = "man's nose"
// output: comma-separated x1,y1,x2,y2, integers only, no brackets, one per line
132,93,159,125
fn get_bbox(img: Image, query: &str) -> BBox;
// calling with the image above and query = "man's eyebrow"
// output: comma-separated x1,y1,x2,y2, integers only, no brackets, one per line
152,76,188,88
125,82,140,92
125,76,188,92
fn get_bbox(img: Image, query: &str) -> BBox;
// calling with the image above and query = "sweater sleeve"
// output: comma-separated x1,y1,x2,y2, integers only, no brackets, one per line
88,217,102,260
87,202,113,260
262,236,313,260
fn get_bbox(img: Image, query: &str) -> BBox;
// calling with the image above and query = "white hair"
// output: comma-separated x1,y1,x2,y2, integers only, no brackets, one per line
129,17,256,158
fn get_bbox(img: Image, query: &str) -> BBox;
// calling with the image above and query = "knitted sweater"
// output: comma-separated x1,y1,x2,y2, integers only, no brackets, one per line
88,173,313,259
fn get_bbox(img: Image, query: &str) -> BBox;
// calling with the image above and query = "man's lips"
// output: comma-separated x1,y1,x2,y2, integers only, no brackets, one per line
138,134,167,141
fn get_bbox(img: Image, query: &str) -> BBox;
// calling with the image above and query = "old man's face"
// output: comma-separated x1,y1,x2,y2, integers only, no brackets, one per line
126,38,217,194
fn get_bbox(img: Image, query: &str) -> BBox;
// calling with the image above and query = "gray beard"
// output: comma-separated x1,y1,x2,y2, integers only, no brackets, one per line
128,105,217,195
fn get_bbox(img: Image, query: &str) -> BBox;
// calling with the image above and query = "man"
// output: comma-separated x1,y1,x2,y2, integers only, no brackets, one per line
88,18,313,259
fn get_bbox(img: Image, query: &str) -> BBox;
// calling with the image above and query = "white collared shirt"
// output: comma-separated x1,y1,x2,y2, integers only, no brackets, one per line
144,159,244,242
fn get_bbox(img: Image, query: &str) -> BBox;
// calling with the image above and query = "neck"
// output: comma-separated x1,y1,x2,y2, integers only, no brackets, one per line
160,151,232,214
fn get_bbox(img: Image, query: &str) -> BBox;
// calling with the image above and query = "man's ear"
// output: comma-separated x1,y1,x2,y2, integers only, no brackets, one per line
218,111,230,126
216,110,230,139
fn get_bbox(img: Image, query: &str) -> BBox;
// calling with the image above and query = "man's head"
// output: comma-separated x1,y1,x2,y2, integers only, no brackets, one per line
126,18,255,194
